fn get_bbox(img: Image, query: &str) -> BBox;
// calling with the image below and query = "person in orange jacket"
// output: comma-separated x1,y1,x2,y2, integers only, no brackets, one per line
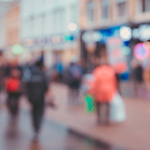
90,61,117,125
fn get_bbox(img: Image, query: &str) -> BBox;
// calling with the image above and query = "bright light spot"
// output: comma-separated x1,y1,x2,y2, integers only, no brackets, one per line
134,43,149,60
120,26,132,41
68,23,77,31
12,44,23,55
82,31,102,43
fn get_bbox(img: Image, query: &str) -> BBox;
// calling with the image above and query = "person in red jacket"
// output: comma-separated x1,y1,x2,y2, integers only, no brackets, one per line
90,61,117,125
5,69,22,116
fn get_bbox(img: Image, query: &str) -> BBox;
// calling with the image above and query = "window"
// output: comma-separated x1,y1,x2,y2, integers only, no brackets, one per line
139,0,150,13
53,9,65,33
87,1,95,22
71,5,78,24
117,0,127,17
101,0,110,20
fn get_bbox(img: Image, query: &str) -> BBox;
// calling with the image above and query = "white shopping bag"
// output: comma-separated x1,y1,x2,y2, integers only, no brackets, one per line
110,93,126,122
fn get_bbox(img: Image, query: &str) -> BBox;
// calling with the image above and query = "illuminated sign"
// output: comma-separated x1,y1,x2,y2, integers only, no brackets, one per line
107,38,128,73
134,43,149,60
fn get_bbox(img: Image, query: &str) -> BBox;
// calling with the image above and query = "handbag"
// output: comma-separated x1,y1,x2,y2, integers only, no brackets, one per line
84,94,95,113
109,93,126,122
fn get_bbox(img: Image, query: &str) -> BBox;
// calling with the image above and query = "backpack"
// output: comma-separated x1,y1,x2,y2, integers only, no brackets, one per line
6,78,21,92
26,66,48,104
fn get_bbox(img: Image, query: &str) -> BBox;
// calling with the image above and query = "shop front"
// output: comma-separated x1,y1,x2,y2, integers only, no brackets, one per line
80,25,131,73
22,33,79,68
130,23,150,82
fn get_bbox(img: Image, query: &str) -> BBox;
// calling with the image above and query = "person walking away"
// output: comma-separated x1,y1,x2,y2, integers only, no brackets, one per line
53,61,64,82
67,58,83,105
132,62,144,96
26,61,48,141
5,69,22,116
90,64,117,125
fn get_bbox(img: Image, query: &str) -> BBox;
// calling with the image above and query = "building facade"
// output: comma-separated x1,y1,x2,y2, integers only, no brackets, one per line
0,16,7,50
80,0,150,72
20,0,80,67
6,2,20,47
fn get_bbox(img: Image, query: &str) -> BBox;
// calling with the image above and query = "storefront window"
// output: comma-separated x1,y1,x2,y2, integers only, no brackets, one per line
87,1,95,22
117,0,127,17
101,0,110,20
139,0,150,13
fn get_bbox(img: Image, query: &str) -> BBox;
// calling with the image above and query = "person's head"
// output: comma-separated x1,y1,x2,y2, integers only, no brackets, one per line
11,69,21,78
35,60,43,69
71,55,79,64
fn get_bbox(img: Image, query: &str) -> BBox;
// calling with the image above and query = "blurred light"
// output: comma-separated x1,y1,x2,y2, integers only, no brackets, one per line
120,26,132,41
122,46,131,55
52,36,61,43
138,25,150,42
134,43,149,60
12,44,23,55
68,23,77,31
64,35,74,41
82,31,102,43
24,39,33,47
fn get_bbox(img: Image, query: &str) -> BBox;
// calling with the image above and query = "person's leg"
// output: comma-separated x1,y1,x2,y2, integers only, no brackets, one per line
96,102,101,124
33,103,44,133
105,102,110,125
68,87,74,105
32,104,37,132
74,88,79,105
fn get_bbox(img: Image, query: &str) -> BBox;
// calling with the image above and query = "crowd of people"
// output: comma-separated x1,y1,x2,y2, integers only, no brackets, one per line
0,51,145,141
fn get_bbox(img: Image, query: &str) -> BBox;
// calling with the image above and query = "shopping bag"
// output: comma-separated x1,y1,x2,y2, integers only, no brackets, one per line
109,93,126,122
84,95,95,113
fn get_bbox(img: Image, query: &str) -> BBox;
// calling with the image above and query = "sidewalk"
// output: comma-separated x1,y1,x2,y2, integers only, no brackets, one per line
41,83,150,150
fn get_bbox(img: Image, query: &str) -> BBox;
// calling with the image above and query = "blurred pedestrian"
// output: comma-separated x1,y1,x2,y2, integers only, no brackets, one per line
67,56,83,105
90,59,117,125
26,61,48,141
5,68,22,116
131,62,144,96
53,61,64,82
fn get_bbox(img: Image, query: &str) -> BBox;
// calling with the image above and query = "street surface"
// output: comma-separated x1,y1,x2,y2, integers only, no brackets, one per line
0,105,124,150
43,83,150,150
0,82,149,150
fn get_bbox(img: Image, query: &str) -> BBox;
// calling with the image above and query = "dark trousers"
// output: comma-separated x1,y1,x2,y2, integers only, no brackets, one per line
7,92,20,116
96,102,110,124
31,102,44,133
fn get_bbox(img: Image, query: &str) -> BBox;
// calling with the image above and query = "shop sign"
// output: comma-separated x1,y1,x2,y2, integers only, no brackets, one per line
106,38,127,73
82,31,102,43
22,39,35,47
35,38,46,45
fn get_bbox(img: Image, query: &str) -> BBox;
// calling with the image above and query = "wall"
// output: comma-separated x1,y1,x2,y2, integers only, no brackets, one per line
0,16,6,49
6,2,20,46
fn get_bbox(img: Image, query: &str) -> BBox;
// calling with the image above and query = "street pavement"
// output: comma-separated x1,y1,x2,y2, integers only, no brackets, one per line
42,83,150,150
0,104,124,150
0,82,150,150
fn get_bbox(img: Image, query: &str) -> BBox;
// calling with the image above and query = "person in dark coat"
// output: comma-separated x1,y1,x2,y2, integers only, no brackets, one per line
132,63,144,96
26,61,48,141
